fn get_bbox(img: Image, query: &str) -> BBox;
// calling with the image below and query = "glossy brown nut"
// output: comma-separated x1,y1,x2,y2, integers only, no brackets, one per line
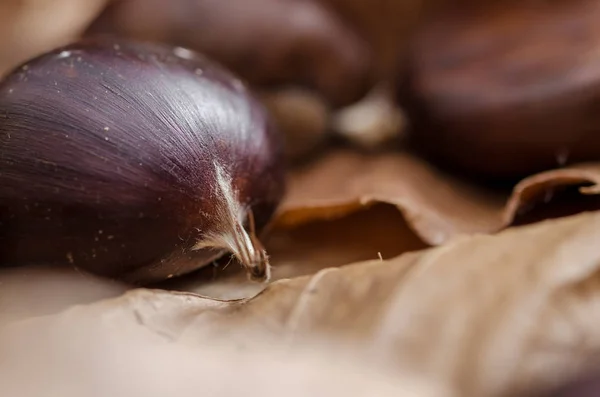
0,37,285,284
404,0,600,180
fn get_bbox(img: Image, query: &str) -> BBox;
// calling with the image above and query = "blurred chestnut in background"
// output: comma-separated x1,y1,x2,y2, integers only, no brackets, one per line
403,0,600,180
86,0,372,107
0,37,285,284
260,88,331,162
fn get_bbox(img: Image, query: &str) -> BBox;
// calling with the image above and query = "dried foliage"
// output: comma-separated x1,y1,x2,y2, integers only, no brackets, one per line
276,149,504,244
5,213,600,397
276,150,600,243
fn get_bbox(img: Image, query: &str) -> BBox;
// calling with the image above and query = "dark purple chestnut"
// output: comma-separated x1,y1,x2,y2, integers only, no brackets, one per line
403,0,600,181
0,37,285,284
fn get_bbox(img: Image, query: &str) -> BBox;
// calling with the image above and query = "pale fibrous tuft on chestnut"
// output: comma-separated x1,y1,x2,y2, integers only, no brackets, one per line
0,37,285,284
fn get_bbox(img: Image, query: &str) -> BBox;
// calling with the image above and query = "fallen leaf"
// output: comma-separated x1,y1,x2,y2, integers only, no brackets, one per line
275,149,506,245
505,163,600,224
0,301,452,397
275,149,600,246
5,211,600,397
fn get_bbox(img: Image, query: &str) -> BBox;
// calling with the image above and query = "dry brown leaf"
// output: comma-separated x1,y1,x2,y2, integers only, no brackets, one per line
505,163,600,223
276,149,506,244
275,149,600,246
4,211,600,397
0,304,452,397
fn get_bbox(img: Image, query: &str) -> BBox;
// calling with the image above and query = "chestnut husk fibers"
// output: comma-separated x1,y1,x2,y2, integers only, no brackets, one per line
0,37,285,284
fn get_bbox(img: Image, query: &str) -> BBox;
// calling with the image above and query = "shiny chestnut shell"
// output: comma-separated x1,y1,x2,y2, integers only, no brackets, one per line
404,0,600,180
0,38,285,284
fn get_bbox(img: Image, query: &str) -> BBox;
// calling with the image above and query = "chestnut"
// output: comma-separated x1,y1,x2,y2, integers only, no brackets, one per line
0,37,285,284
403,0,600,180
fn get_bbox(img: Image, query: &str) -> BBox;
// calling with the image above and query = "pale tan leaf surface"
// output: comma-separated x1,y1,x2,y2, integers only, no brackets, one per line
0,299,452,397
276,149,600,246
3,212,600,397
